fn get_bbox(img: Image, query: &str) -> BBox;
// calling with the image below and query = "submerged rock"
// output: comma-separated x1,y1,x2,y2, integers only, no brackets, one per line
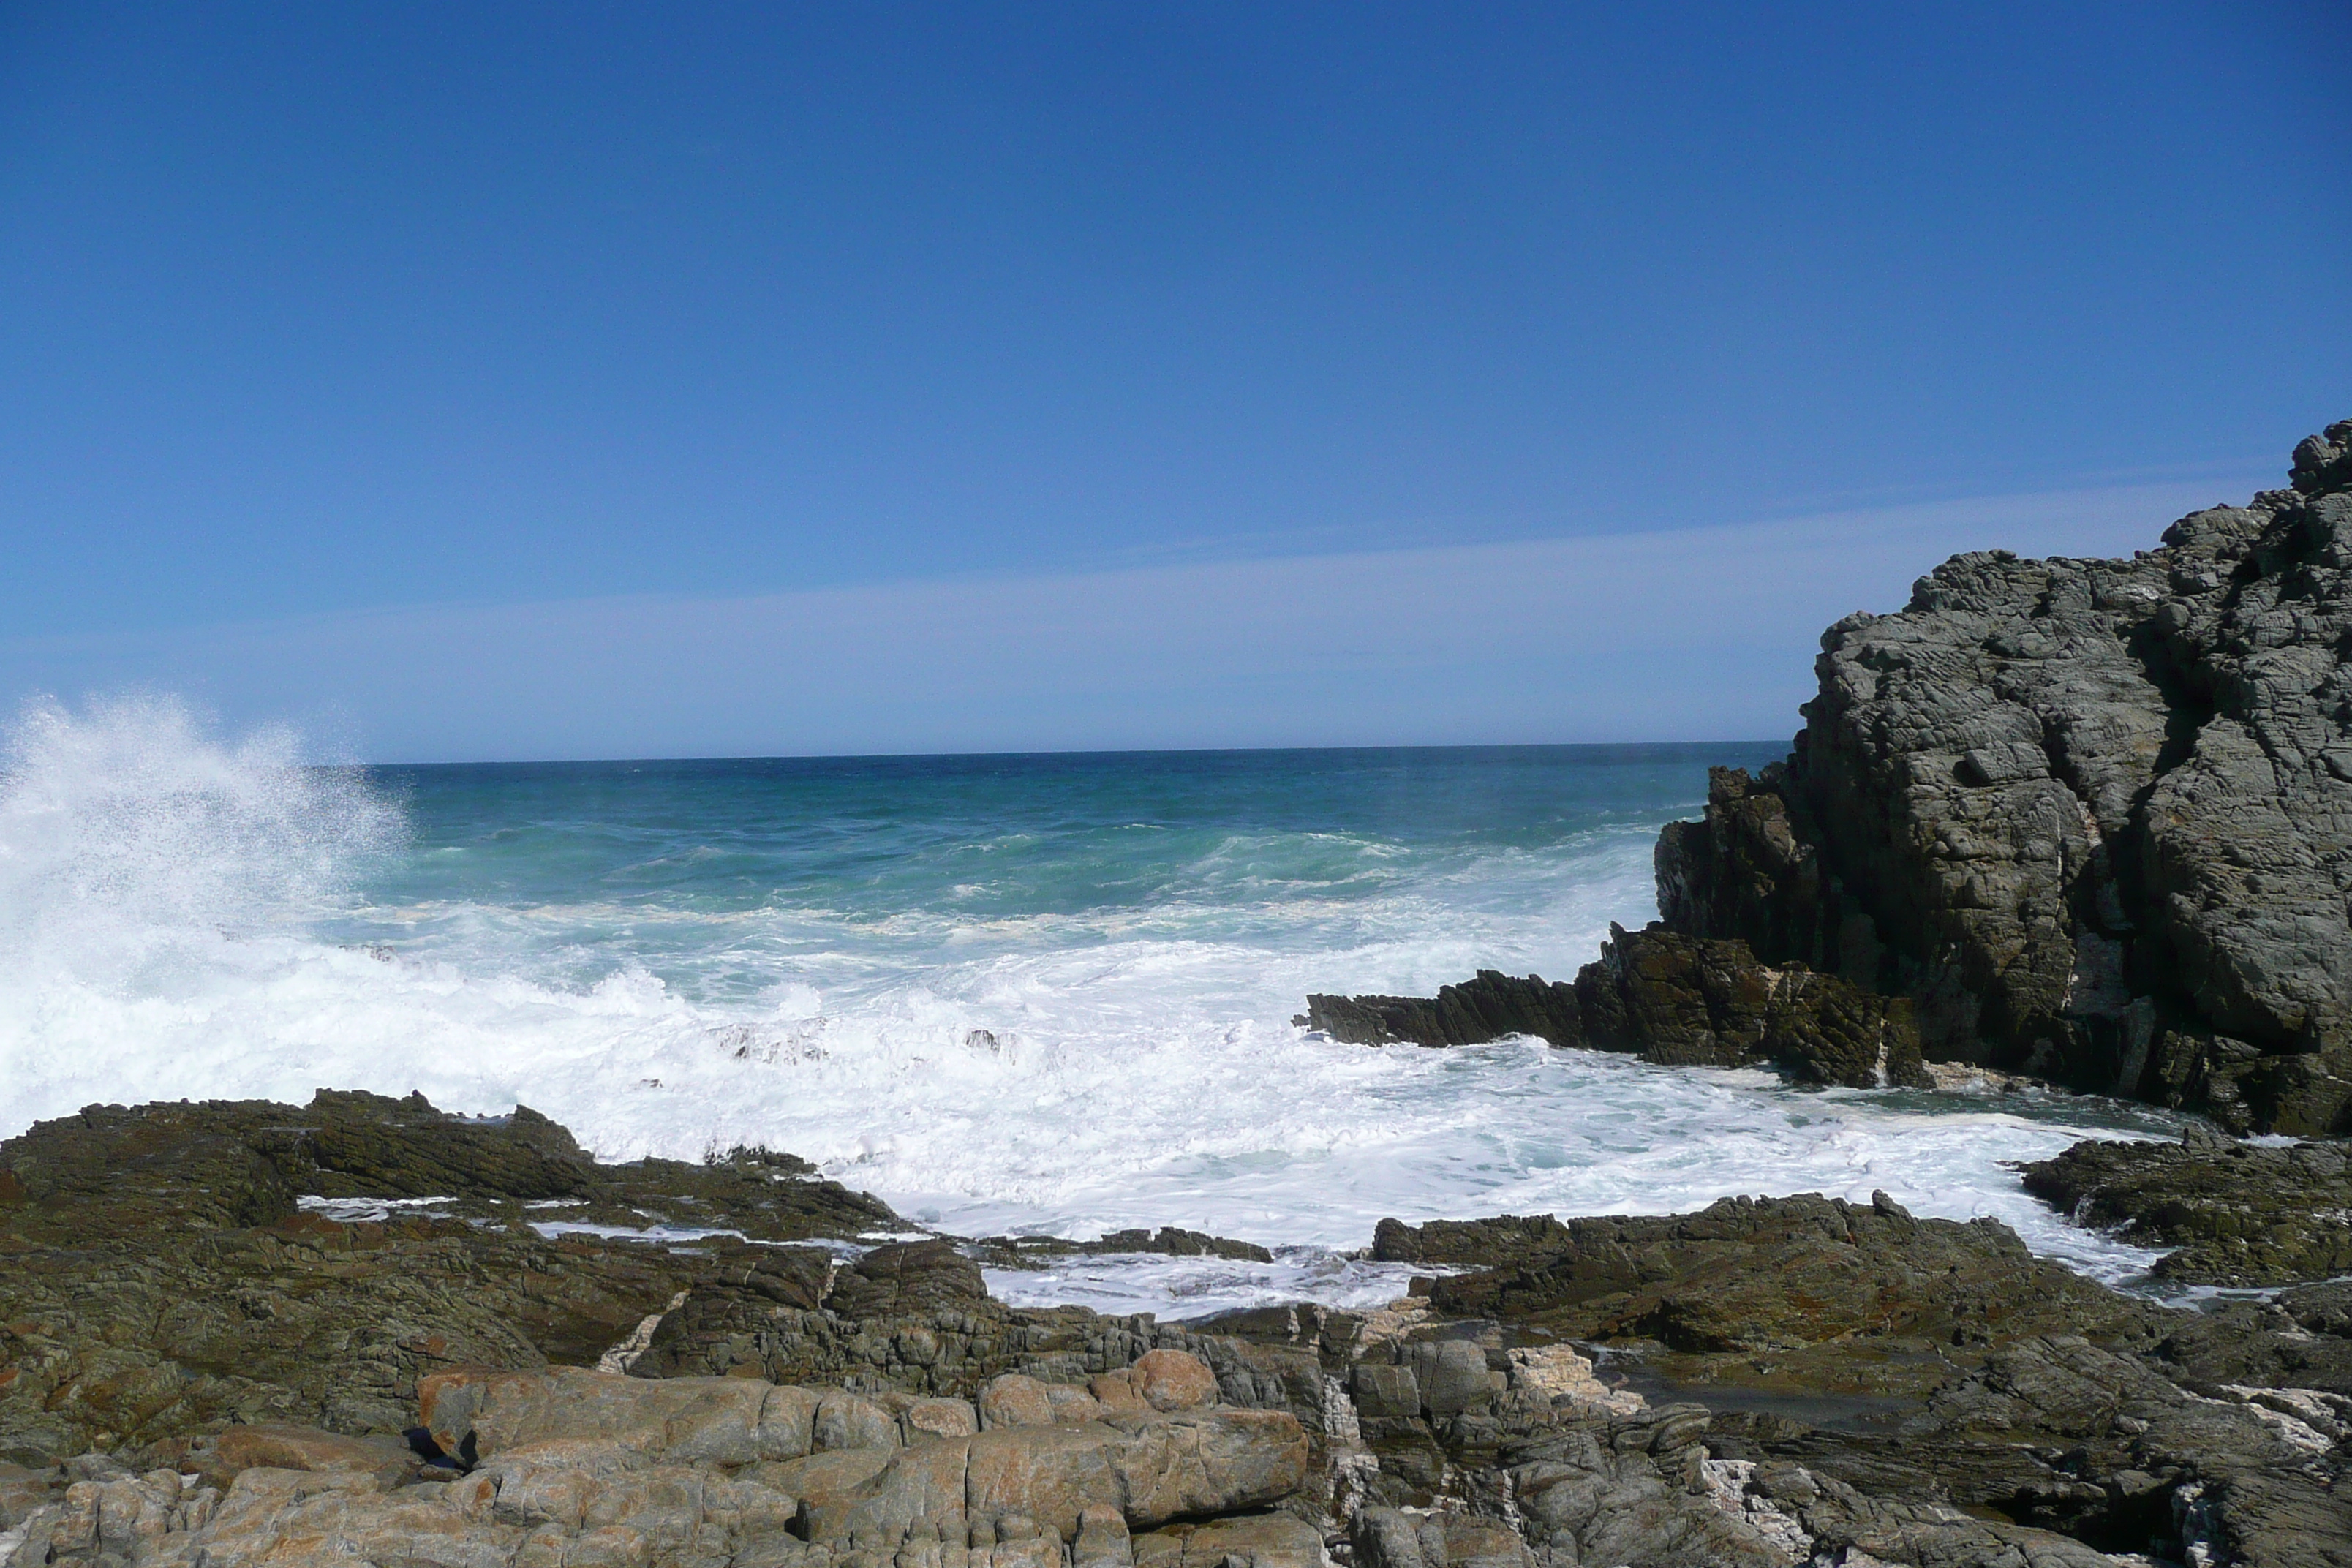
973,1228,1276,1269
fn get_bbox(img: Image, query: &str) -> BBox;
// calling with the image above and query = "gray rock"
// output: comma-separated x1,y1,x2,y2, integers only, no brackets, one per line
1655,421,2352,1130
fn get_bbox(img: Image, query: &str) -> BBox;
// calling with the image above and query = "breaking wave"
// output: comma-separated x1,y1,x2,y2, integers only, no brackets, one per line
0,698,2187,1308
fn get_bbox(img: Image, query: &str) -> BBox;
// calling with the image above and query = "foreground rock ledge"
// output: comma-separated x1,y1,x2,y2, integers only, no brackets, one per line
10,1094,2352,1567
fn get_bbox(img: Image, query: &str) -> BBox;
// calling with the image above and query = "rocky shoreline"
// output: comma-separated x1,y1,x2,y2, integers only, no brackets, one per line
10,423,2352,1567
1305,420,2352,1134
5,1090,2351,1568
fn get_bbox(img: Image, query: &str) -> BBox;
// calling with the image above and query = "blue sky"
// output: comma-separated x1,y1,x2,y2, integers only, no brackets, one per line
3,3,2346,761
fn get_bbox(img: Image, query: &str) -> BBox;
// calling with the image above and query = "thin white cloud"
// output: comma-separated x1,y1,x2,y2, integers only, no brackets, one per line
1,477,2264,761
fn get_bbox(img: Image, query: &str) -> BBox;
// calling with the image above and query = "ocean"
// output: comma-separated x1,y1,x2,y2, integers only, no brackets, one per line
0,696,2190,1316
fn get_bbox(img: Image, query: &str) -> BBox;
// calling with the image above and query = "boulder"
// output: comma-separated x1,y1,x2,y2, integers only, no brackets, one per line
1133,1514,1323,1568
1126,1352,1218,1413
803,1406,1309,1548
979,1375,1059,1431
418,1366,823,1466
167,1423,413,1493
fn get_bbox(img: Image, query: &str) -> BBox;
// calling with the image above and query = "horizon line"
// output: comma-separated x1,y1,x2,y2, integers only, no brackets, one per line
343,736,1793,769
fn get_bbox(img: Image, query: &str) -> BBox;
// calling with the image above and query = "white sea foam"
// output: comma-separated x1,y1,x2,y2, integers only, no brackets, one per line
0,700,2185,1311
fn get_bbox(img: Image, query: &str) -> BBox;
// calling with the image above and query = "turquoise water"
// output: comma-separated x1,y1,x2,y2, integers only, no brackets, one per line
0,699,2185,1314
344,745,1765,1005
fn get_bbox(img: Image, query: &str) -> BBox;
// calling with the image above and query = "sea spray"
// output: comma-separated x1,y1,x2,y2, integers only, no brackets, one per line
0,703,2187,1305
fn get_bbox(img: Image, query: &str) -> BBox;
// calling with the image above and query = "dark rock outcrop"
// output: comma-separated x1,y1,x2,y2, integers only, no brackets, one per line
1300,971,1583,1049
2020,1126,2352,1285
1400,1193,2152,1393
1658,421,2352,1131
1305,421,2352,1131
1364,1195,2352,1566
1302,932,1928,1089
1577,924,1931,1088
973,1227,1275,1270
1369,1213,1575,1271
0,1090,895,1251
0,1093,901,1462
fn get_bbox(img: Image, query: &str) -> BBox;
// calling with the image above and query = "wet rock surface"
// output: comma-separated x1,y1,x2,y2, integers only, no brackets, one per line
2020,1126,2352,1286
971,1229,1275,1270
0,1090,897,1248
1303,930,1929,1090
1300,972,1586,1051
10,1093,2352,1564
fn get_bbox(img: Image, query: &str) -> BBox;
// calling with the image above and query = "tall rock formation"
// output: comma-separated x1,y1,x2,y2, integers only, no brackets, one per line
1659,421,2352,1132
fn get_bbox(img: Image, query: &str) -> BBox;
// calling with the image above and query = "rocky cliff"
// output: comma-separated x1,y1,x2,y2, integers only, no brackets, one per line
1309,421,2352,1133
1658,419,2352,1131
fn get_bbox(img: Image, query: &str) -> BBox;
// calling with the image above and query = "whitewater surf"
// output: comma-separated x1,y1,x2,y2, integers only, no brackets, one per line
0,695,2186,1315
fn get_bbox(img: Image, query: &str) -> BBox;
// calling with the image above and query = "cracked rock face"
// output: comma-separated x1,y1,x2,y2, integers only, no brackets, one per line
1659,420,2352,1131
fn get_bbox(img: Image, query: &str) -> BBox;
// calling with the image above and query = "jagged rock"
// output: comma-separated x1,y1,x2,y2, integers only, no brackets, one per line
1315,423,2352,1128
1303,932,1928,1090
1301,971,1584,1049
2020,1128,2352,1285
1656,422,2352,1130
1578,923,1931,1088
974,1229,1275,1269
